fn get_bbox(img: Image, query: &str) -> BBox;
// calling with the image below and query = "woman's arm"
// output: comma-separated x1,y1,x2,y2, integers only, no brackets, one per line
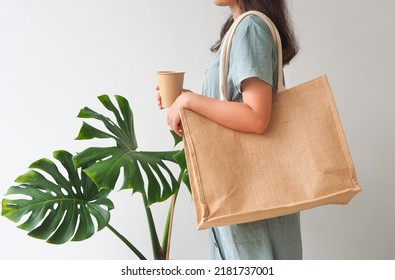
166,77,273,136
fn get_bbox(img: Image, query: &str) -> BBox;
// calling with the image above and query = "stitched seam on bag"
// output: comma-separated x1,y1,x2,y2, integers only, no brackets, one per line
182,110,210,221
322,75,360,189
201,186,361,229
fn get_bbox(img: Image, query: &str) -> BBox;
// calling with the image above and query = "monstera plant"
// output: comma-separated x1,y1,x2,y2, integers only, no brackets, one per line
1,95,188,260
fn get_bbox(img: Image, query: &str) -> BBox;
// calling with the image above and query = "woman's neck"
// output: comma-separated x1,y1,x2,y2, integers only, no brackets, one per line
230,4,242,20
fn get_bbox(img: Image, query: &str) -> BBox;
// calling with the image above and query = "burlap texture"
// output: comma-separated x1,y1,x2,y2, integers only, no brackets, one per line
181,75,361,230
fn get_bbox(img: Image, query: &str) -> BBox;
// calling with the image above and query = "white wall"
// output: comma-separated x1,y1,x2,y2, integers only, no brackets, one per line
0,0,393,260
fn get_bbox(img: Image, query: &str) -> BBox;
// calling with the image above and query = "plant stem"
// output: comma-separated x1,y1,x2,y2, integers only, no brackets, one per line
106,223,147,260
162,171,183,259
142,193,164,260
163,192,178,259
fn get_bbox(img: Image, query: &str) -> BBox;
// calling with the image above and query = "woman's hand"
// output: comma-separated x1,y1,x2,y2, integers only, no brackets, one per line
156,85,163,110
156,86,192,137
167,90,193,137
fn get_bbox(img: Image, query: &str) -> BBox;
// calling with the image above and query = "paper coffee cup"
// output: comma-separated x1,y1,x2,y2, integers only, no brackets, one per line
157,71,185,108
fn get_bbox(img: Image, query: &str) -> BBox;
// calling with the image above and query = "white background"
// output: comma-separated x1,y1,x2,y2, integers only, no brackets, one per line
0,0,394,260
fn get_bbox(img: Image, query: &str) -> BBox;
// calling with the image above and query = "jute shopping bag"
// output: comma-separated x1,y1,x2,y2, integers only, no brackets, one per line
180,11,361,230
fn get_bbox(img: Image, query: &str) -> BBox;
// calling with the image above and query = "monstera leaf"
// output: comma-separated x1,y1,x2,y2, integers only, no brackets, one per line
1,150,114,244
73,95,180,206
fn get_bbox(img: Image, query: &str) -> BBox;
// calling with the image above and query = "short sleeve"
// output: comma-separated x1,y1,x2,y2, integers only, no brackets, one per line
227,15,277,100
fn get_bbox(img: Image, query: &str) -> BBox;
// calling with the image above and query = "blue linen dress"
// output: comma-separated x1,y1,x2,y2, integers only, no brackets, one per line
202,15,302,260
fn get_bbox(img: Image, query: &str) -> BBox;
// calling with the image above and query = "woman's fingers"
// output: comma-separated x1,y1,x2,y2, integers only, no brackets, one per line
157,93,163,109
167,97,184,137
156,86,163,109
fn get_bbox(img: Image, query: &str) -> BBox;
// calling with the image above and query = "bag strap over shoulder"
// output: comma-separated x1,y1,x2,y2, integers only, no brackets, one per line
219,11,286,100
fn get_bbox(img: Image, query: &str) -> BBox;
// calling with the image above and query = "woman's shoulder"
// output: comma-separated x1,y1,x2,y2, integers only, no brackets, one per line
236,14,273,38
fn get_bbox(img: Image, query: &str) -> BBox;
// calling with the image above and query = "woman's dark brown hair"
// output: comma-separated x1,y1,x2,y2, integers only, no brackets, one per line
211,0,298,65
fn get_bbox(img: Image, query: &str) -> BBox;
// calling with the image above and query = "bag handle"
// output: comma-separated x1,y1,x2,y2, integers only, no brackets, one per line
219,11,286,100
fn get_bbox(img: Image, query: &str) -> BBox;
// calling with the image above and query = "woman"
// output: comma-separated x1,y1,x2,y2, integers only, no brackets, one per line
157,0,302,260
